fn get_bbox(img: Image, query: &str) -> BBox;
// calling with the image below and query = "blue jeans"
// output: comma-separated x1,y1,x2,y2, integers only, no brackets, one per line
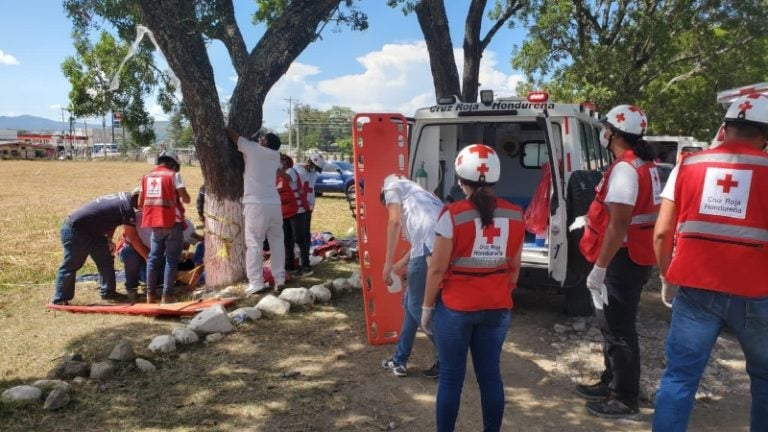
393,249,436,366
147,223,184,297
653,287,768,431
119,243,163,290
433,301,511,432
53,223,115,303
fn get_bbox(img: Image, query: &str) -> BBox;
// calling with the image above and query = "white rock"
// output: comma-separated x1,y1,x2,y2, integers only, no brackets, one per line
43,386,70,410
135,358,156,373
31,380,70,394
108,341,135,361
572,319,587,332
255,295,291,316
172,327,200,345
228,307,262,323
205,333,224,343
1,386,42,404
148,335,177,353
553,323,570,334
188,305,235,335
89,361,115,380
332,278,352,291
279,287,315,306
348,268,362,289
309,285,332,303
72,377,87,385
309,255,323,266
218,286,241,297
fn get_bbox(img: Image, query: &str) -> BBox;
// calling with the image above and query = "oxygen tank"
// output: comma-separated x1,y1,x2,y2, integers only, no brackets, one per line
416,161,428,190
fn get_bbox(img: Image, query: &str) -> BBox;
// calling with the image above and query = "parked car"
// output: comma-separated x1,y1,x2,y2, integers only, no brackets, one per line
314,160,355,196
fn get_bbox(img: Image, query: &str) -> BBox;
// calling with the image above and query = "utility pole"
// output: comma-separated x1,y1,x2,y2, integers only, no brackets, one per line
296,103,301,160
284,97,296,156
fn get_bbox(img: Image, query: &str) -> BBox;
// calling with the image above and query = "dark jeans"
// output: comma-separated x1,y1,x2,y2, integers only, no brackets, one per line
119,243,146,290
283,216,296,271
653,287,768,431
433,301,511,432
147,223,184,297
597,248,651,407
53,222,116,303
290,211,311,269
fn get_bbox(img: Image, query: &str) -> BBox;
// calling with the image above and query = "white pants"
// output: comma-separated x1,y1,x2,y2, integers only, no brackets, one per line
243,203,285,286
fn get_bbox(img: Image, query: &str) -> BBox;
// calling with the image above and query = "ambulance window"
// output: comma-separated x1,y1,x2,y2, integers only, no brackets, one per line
521,141,549,168
579,122,599,170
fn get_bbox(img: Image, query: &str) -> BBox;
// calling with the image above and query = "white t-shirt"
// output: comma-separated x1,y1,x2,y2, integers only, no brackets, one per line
237,137,280,205
604,161,639,205
383,179,444,258
660,165,680,201
290,164,319,211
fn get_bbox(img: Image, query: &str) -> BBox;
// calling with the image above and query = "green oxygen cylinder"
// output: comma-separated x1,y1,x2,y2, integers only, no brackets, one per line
415,161,428,189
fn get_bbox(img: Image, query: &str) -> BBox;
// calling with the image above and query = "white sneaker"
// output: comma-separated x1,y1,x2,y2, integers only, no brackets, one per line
244,282,269,297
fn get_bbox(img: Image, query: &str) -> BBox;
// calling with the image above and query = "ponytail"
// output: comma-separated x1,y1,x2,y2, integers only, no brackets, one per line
615,128,655,162
468,185,497,228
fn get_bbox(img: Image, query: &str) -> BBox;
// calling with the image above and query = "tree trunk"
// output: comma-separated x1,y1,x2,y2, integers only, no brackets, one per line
137,0,245,287
137,0,343,288
415,0,461,99
461,0,487,103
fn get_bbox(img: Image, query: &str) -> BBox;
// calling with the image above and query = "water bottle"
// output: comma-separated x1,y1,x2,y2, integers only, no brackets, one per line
416,162,428,190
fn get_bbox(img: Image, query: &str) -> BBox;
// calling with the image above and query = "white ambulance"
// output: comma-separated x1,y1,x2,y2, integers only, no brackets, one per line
403,90,609,314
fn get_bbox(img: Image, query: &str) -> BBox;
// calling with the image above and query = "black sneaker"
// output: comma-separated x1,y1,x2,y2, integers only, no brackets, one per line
576,382,610,401
100,292,128,304
422,361,439,379
586,398,639,419
291,267,314,278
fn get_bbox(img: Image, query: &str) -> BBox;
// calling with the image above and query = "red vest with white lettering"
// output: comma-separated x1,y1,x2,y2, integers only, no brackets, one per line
441,198,525,311
141,166,181,229
665,142,768,297
289,168,310,213
579,150,659,266
277,174,298,219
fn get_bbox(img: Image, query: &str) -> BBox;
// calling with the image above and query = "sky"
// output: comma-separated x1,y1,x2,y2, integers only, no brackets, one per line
0,1,528,132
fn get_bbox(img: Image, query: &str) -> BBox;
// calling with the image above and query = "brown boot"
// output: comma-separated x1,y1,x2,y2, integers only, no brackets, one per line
161,295,177,304
147,293,159,304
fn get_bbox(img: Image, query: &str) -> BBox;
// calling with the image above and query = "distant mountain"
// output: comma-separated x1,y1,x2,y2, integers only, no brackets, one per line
0,115,171,143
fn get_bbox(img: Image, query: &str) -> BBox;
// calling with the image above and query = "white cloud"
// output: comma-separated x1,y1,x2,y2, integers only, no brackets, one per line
260,42,525,130
0,50,19,65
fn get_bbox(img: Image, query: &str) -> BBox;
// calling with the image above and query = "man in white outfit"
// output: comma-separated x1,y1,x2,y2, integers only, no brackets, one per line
227,128,285,295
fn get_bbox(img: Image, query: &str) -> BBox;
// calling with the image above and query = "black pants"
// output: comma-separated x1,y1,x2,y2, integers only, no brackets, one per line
283,216,296,271
598,247,651,407
289,211,311,269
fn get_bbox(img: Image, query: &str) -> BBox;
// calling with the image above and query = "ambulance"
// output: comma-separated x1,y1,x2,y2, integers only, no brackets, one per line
355,90,610,316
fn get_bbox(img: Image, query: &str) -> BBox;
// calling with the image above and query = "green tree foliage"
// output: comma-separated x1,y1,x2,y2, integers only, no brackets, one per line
295,105,354,156
513,0,768,139
168,104,193,148
61,27,174,148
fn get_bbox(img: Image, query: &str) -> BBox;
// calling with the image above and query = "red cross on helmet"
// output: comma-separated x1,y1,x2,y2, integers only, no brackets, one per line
601,104,648,137
455,144,500,184
725,93,768,132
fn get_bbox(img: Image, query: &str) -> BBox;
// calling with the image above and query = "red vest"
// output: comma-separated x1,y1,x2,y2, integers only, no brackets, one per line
289,168,310,213
579,150,659,266
277,175,298,219
141,166,182,229
441,198,525,311
666,142,768,297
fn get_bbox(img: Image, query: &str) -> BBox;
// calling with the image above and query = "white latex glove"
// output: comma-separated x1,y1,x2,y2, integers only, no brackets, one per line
587,266,607,310
421,306,434,335
661,276,678,308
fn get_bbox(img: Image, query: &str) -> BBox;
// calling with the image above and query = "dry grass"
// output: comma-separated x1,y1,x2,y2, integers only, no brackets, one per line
0,160,375,431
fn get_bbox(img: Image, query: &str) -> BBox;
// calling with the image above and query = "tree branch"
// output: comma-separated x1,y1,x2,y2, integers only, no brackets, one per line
480,1,521,51
207,0,248,76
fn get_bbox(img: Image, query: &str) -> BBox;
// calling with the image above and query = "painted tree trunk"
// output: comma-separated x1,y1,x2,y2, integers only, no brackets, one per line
202,192,246,288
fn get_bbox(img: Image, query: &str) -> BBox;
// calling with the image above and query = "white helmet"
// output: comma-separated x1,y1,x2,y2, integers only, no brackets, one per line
309,152,325,170
158,149,180,165
602,105,648,137
724,93,768,133
455,144,500,184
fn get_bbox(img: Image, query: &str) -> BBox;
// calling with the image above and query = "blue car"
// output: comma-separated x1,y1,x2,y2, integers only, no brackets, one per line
314,160,356,196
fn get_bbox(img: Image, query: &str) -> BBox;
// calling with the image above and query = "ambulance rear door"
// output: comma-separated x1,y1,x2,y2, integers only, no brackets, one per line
537,113,568,284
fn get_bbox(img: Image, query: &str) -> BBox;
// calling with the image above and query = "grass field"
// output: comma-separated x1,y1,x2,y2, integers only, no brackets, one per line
0,160,367,431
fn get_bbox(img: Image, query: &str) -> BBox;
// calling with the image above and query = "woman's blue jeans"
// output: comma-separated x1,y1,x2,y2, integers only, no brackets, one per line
393,250,436,366
653,287,768,431
147,223,183,296
433,301,511,432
